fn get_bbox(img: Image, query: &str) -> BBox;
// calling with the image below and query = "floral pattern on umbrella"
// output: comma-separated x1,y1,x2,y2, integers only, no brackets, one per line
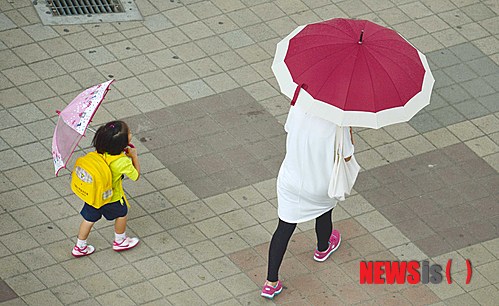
52,79,114,176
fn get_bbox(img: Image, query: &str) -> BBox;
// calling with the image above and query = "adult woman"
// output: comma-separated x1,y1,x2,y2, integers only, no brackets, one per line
261,106,354,299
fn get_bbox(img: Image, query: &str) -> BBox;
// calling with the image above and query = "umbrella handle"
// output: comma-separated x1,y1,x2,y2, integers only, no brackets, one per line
291,83,307,106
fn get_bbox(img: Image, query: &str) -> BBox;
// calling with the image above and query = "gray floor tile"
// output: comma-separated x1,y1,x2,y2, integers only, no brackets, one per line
397,218,436,241
237,162,274,185
449,43,486,62
413,234,453,257
436,84,472,104
203,131,241,152
0,279,18,303
145,108,182,127
210,168,250,192
455,99,491,119
358,143,498,257
430,105,466,125
168,160,206,181
461,78,496,98
152,144,190,166
431,70,455,90
478,93,499,112
0,13,16,32
427,49,461,68
408,111,443,133
0,2,498,304
461,3,496,21
122,114,156,134
443,64,479,83
467,57,499,76
483,73,499,91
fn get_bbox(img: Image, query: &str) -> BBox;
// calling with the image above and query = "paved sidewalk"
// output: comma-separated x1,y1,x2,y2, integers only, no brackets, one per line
0,0,498,305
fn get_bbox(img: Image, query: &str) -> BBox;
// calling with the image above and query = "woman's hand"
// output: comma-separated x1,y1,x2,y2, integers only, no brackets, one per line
344,127,353,162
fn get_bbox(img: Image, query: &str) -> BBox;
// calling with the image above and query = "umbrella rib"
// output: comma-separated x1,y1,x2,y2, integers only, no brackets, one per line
342,20,391,42
341,47,372,111
363,49,377,112
369,46,423,86
344,19,362,40
291,33,352,41
368,43,424,70
366,51,404,106
316,48,358,108
322,22,356,39
364,28,394,40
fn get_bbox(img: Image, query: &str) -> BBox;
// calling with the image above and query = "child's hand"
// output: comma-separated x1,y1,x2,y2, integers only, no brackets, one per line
125,146,137,158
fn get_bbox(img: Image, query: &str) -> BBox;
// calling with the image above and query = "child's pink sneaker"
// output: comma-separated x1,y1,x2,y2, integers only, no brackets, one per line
261,280,283,299
113,237,139,251
72,244,95,257
313,229,341,262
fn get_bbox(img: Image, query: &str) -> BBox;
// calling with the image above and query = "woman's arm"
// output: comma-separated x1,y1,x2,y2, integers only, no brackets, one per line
344,127,354,162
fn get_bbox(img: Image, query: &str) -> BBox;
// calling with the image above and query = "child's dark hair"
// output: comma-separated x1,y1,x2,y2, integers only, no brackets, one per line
92,121,129,155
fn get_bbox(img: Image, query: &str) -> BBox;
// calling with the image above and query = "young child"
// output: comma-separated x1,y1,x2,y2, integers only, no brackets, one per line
72,120,141,257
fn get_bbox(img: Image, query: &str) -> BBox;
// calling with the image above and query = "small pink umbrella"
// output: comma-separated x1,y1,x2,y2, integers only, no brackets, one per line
52,79,114,176
272,18,434,129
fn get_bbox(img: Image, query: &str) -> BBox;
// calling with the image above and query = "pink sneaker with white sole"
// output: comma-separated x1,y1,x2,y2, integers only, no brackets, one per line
314,229,341,262
72,244,95,257
113,237,139,252
261,280,283,299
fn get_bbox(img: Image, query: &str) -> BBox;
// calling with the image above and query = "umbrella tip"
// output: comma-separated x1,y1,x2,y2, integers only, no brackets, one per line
56,110,61,115
358,30,364,44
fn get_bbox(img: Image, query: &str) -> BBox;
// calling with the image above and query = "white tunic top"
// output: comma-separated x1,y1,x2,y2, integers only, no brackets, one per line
277,106,354,223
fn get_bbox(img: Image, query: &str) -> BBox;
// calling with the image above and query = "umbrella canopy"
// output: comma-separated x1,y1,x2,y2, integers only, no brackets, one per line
272,18,434,128
52,79,114,176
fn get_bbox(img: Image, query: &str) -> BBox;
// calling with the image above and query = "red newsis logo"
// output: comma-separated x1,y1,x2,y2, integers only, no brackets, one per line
359,260,472,285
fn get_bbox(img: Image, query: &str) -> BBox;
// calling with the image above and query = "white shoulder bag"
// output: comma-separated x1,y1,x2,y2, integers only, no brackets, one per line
328,126,361,201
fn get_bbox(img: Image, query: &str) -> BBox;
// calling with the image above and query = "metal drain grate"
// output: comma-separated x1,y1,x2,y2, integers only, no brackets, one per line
34,0,142,25
48,0,124,16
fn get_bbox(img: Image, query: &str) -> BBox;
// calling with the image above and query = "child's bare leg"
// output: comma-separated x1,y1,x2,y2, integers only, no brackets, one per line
114,216,127,234
77,220,94,240
73,220,96,257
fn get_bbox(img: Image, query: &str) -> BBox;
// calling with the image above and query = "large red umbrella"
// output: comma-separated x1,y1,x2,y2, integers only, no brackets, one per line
272,18,434,129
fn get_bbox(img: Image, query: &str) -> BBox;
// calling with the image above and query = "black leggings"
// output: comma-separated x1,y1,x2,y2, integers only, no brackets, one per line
266,209,333,282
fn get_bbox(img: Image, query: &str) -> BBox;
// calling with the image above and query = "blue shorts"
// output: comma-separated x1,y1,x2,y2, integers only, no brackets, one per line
80,199,128,222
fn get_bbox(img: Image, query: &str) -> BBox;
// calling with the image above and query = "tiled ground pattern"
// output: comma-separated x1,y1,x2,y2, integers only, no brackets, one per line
129,88,285,198
0,279,17,303
0,0,498,305
231,144,498,304
357,143,498,257
411,44,499,134
233,219,445,305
